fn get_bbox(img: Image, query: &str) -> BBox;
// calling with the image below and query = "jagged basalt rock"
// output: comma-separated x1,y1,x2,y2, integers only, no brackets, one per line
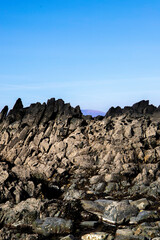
7,98,25,123
12,98,24,110
105,100,160,117
0,98,160,239
0,105,8,123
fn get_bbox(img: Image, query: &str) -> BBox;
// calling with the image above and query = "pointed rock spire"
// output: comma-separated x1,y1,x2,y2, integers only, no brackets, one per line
13,98,23,111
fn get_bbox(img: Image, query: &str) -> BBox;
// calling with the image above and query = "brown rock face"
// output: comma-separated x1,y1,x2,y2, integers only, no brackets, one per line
0,98,160,239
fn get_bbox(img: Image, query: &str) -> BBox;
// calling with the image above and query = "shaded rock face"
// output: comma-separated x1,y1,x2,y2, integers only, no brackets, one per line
0,98,160,239
105,100,158,117
0,106,8,123
33,217,72,236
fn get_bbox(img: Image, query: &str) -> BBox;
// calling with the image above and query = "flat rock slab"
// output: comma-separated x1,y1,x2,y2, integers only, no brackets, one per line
130,210,159,224
81,200,104,217
129,198,150,210
103,200,139,224
82,199,139,225
32,217,72,236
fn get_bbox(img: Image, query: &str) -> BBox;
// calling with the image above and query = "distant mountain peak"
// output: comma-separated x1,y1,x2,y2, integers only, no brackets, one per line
82,109,105,117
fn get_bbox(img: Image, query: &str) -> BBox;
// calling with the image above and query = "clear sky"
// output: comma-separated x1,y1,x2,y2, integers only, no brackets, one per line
0,0,160,112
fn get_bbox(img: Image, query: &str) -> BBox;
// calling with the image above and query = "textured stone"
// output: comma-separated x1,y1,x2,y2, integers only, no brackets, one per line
130,198,150,210
33,217,72,236
102,200,139,224
115,228,133,237
0,98,160,239
2,198,42,228
130,210,159,224
0,170,8,184
81,200,104,217
81,232,108,240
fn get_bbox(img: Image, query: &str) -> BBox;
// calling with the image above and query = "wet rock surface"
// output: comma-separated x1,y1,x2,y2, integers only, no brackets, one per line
0,98,160,239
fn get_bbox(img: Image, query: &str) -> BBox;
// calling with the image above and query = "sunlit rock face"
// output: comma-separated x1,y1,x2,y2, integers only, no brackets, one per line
0,98,160,239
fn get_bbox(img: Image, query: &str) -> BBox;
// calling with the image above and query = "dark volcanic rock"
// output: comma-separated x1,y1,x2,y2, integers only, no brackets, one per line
105,100,159,117
21,102,46,126
105,106,122,117
0,105,8,122
7,98,25,123
12,98,23,110
132,100,149,113
41,98,56,123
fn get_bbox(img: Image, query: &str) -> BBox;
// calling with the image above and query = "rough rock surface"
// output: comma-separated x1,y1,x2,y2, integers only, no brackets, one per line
0,98,160,239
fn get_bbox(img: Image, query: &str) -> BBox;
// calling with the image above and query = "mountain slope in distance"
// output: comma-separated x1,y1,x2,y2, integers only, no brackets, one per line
82,109,105,117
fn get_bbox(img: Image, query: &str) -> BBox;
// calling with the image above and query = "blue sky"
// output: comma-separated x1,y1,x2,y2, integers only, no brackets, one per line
0,0,160,112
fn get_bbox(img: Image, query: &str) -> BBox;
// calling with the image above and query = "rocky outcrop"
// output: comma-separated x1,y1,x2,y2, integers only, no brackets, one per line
105,100,159,117
0,105,8,123
0,98,160,239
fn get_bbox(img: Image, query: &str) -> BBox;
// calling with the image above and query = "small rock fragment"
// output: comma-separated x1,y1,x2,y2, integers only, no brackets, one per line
81,232,108,240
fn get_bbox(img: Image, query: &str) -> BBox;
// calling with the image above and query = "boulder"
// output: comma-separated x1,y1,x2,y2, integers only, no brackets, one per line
1,198,42,228
32,217,72,236
102,200,139,224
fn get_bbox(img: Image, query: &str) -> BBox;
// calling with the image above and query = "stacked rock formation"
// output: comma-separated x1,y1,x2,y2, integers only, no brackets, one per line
0,98,160,240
